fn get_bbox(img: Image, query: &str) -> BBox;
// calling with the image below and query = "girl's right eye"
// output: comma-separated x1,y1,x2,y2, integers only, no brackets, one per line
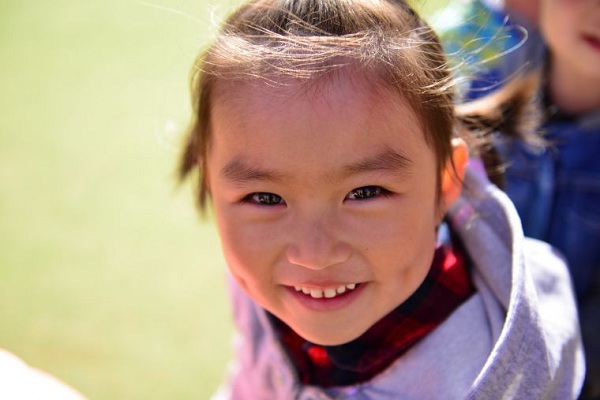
243,192,285,206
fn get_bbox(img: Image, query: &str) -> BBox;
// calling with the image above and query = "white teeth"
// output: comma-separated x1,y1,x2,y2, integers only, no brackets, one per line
293,283,358,299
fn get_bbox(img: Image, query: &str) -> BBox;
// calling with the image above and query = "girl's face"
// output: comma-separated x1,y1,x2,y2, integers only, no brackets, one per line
206,71,463,345
540,0,600,81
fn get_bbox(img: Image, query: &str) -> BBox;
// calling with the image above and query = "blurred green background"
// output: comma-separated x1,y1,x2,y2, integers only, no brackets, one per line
0,0,445,398
0,1,233,398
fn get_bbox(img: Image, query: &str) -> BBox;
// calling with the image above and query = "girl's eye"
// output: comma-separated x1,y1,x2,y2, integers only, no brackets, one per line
244,192,285,206
345,186,390,201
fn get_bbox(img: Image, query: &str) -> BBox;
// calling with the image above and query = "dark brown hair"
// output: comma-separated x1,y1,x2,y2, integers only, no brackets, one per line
455,73,543,188
179,0,471,211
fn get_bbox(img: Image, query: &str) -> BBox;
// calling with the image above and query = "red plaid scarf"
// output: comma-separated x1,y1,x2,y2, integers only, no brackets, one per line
270,239,474,387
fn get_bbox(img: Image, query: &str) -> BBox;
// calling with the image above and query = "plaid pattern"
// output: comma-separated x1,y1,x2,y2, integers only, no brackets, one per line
270,239,474,387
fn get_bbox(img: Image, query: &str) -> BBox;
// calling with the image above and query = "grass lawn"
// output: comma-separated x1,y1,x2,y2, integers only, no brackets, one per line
0,0,447,398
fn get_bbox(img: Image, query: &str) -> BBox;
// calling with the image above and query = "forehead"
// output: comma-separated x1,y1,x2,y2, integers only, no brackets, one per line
210,69,423,137
206,70,438,187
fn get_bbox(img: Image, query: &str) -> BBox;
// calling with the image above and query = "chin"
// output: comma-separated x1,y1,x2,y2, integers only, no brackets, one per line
295,324,367,346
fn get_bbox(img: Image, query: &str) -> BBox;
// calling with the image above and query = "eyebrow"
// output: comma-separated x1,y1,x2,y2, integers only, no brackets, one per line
221,158,285,184
342,147,413,177
220,147,413,184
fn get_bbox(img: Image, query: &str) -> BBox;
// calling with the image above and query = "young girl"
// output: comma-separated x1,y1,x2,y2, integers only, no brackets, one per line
178,0,584,398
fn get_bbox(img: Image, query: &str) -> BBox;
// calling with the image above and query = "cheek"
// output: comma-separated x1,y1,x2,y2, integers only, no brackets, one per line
217,217,256,266
541,3,575,44
357,207,437,304
214,210,281,280
217,223,263,295
356,196,438,259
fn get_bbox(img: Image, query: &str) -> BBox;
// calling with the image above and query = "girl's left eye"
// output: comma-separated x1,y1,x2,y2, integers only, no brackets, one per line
345,186,391,201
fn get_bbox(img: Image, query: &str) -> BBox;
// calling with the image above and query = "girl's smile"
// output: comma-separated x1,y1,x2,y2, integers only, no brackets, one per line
205,69,462,345
292,282,359,299
287,282,366,312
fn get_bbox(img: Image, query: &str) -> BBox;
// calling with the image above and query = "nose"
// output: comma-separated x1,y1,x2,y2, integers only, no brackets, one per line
285,213,351,270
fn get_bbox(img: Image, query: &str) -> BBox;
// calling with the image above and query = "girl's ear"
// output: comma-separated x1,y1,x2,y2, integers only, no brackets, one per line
441,138,469,211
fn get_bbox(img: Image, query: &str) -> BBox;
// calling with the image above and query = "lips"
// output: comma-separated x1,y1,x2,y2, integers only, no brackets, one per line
583,34,600,52
293,283,358,299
